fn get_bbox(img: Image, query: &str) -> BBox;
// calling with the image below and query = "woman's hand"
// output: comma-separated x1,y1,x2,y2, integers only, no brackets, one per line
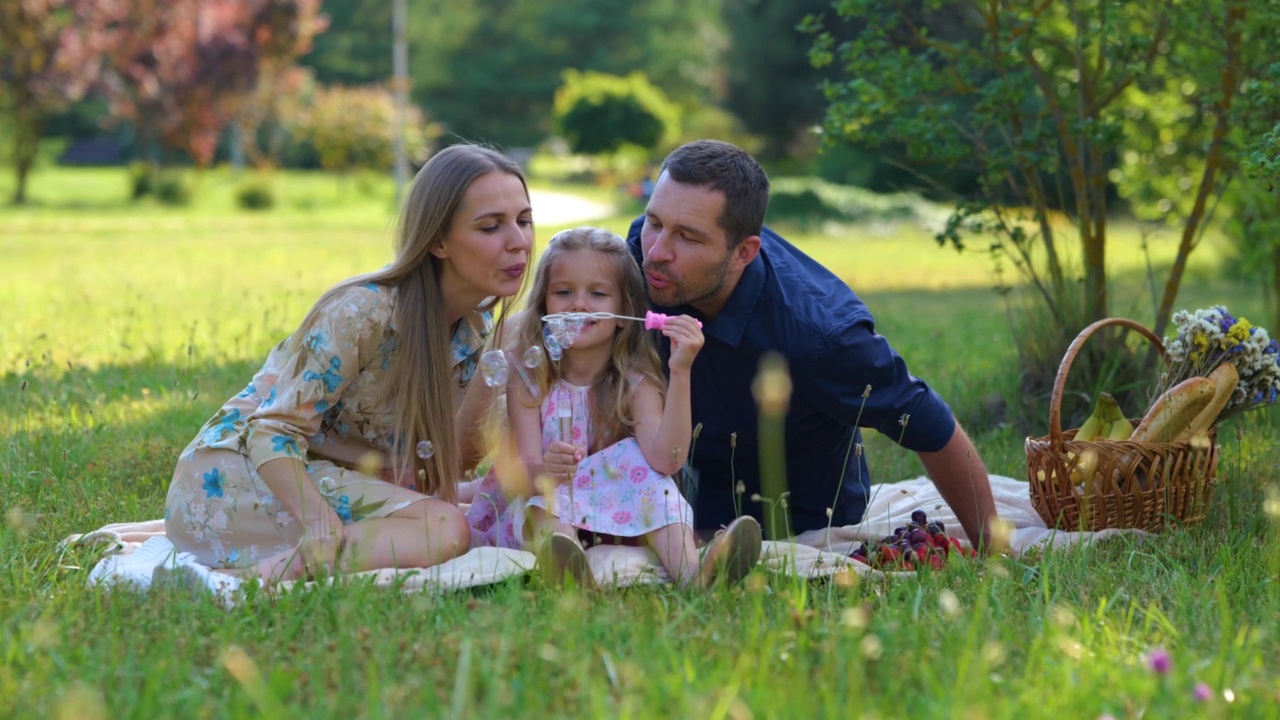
663,315,705,374
299,508,345,577
543,441,585,484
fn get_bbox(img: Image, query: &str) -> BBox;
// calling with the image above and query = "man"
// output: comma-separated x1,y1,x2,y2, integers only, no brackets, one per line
625,140,1000,548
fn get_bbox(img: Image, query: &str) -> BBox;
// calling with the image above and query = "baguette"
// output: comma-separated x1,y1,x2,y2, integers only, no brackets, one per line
1129,376,1216,443
1178,362,1239,448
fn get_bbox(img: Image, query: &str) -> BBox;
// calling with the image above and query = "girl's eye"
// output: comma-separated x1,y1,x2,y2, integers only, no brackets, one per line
480,225,499,234
591,291,607,297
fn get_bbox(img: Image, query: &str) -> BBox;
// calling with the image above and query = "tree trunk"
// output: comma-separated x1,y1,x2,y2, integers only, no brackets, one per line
1152,0,1244,339
9,120,40,206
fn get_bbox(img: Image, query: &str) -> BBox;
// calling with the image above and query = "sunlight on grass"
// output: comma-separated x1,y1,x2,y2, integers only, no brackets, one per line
1,167,1276,718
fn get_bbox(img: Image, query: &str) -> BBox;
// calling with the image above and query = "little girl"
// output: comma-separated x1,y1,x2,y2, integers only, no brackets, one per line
466,227,761,588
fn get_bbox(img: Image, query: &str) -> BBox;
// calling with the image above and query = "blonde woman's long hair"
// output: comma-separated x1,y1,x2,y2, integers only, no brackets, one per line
294,144,530,501
514,227,665,452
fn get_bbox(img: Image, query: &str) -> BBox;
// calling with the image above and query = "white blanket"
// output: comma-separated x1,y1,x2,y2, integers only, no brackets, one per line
65,474,1141,592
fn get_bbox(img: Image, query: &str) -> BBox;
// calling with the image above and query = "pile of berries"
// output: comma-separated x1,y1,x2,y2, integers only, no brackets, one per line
850,510,978,570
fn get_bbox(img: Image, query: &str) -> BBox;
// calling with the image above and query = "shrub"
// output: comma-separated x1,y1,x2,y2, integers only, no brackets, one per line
129,162,155,200
153,173,192,206
766,177,932,230
288,84,441,173
553,70,680,156
235,174,275,210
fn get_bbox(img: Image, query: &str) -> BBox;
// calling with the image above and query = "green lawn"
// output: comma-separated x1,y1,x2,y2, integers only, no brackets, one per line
2,166,1277,718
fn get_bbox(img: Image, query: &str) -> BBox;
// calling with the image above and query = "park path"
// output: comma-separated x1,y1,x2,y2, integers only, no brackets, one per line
527,188,616,226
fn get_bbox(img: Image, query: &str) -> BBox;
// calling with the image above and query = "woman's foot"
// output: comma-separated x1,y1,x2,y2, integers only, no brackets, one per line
537,532,596,590
152,556,254,608
696,516,762,588
86,535,186,591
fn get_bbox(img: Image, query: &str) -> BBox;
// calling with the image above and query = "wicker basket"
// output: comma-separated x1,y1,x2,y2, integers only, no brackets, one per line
1026,317,1220,532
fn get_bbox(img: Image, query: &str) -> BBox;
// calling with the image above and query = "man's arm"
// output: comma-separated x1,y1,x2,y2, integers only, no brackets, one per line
916,421,1000,552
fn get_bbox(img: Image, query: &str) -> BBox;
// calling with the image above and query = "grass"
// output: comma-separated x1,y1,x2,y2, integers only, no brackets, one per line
2,166,1279,718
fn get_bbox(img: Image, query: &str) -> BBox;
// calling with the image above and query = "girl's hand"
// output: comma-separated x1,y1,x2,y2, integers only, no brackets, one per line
544,440,585,483
662,315,705,373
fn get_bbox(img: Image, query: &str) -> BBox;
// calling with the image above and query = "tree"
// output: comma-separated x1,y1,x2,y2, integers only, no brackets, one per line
722,0,842,161
407,0,723,148
806,0,1280,338
97,0,325,167
0,0,107,204
553,70,680,156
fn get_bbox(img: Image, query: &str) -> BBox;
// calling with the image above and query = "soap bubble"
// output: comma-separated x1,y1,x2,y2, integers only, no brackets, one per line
479,349,509,387
522,345,544,369
416,440,434,459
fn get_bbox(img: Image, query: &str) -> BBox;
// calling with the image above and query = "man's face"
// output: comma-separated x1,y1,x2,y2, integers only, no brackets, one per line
639,173,735,311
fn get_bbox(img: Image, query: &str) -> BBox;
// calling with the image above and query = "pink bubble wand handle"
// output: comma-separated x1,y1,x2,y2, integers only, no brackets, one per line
642,311,702,330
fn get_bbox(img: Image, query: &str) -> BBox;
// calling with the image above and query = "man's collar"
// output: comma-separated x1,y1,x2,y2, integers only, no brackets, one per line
703,249,765,347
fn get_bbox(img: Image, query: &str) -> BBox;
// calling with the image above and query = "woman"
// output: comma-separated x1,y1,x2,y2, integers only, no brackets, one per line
147,144,533,599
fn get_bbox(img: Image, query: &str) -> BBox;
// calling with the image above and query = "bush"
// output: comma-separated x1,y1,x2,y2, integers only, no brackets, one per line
153,174,192,206
129,162,155,200
766,177,933,230
235,175,275,210
289,84,441,173
553,70,680,156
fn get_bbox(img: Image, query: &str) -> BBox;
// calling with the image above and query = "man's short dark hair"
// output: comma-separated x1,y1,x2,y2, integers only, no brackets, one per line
660,140,769,248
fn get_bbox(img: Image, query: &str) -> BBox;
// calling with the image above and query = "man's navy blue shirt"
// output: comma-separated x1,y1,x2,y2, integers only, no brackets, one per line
626,218,957,533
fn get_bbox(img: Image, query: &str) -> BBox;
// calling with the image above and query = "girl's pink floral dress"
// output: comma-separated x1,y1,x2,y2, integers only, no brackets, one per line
467,379,694,549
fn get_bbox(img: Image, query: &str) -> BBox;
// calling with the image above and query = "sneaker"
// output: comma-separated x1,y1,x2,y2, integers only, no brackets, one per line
696,516,762,588
152,556,251,608
537,532,597,590
86,536,183,591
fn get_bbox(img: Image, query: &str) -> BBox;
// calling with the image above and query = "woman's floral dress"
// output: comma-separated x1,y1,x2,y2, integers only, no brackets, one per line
466,378,694,549
164,284,491,569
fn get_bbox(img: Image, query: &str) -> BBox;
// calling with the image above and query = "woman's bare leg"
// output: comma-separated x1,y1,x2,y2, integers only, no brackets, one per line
253,499,470,583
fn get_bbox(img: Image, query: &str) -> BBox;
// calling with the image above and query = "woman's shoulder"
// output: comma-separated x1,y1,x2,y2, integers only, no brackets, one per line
315,282,396,320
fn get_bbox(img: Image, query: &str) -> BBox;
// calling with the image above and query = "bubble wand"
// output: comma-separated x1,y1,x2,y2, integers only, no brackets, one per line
541,311,702,330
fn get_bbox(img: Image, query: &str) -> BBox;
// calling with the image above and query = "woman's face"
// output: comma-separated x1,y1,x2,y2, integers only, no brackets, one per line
434,171,533,303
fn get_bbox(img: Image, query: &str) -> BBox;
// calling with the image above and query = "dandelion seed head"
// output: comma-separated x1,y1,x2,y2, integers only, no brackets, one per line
938,589,961,619
860,633,883,660
841,606,870,628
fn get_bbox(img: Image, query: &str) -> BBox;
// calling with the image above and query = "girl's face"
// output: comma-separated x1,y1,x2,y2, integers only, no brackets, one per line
434,171,533,304
544,249,623,351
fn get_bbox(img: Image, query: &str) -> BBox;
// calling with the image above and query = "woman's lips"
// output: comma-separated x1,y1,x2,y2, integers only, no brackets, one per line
501,263,526,279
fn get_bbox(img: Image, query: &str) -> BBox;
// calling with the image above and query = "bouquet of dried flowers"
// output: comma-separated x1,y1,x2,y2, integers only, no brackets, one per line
1153,305,1280,423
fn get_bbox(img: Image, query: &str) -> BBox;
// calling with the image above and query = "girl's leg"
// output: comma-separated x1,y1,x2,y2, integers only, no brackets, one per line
523,506,594,589
645,523,701,587
522,506,578,550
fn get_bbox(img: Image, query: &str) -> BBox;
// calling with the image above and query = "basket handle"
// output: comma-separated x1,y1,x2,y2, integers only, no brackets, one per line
1048,317,1166,451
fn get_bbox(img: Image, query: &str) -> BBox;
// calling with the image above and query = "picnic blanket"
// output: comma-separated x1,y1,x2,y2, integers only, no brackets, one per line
65,474,1142,593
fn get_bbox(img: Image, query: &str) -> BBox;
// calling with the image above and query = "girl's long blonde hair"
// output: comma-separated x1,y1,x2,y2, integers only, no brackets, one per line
294,144,530,501
514,227,665,452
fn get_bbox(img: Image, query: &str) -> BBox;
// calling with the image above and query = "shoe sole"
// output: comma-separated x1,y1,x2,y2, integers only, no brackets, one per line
540,533,597,590
698,517,763,588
